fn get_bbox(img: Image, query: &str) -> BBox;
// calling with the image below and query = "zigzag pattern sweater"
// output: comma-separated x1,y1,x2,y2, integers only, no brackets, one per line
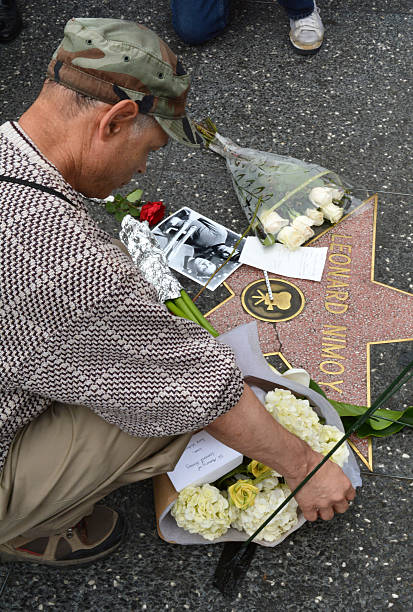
0,121,243,473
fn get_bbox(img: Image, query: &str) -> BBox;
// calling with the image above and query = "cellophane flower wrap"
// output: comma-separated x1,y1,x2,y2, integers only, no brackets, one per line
197,120,351,248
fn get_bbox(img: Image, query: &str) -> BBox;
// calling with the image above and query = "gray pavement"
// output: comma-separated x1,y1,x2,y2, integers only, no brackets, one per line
0,1,412,610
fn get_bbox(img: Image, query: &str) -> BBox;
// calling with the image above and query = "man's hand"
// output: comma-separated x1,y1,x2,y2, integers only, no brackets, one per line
206,383,356,522
285,451,356,521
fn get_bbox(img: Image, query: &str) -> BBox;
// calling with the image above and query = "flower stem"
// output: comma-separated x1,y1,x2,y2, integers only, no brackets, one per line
180,290,219,337
174,296,197,321
164,299,191,321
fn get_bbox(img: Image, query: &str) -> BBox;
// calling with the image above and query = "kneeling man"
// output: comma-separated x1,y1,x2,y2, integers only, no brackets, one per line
0,18,354,567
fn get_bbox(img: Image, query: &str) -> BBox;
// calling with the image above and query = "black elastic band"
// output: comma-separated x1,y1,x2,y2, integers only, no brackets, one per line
0,174,73,205
54,60,63,83
113,84,131,101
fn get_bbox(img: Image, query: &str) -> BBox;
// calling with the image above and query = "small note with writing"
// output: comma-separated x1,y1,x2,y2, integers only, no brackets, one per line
240,236,327,282
167,431,243,492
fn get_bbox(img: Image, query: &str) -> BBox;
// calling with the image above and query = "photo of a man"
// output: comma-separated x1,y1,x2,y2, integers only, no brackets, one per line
153,207,244,290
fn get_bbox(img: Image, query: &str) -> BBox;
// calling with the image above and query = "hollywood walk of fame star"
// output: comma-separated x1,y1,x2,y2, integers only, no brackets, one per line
205,196,413,468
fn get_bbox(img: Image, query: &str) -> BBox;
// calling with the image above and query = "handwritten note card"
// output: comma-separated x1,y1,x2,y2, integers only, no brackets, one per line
240,237,328,282
167,431,243,492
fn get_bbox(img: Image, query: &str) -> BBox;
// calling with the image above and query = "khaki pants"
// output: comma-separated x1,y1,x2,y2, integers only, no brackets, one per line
0,401,191,544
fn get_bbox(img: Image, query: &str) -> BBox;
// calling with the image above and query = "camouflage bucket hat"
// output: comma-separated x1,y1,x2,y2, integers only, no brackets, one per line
46,18,203,148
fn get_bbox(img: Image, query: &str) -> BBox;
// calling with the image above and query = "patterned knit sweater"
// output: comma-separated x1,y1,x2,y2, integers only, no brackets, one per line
0,121,244,473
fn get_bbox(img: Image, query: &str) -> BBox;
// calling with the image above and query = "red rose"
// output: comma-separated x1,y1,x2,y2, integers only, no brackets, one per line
139,201,166,227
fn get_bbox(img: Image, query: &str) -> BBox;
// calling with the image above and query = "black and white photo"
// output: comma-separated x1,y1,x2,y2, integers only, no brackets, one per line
153,207,245,290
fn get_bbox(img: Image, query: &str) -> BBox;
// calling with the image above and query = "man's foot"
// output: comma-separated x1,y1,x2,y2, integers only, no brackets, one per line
0,506,126,567
0,0,22,43
289,2,324,55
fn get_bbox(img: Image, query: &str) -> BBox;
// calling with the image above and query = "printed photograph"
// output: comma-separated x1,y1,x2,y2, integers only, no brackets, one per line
153,207,245,291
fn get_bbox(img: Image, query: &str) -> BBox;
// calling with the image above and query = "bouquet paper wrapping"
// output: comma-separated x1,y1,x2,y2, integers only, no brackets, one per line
153,322,361,546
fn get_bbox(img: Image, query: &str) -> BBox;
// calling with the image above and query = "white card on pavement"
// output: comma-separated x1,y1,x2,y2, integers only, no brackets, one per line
240,237,328,282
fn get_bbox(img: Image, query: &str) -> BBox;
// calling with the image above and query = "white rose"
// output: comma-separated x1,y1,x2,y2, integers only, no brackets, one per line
292,215,316,237
260,210,289,235
305,208,324,226
277,225,308,250
309,186,333,208
320,202,344,224
326,186,345,201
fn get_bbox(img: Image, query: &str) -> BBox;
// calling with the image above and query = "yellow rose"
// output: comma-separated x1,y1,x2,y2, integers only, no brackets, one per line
228,480,259,510
247,460,272,479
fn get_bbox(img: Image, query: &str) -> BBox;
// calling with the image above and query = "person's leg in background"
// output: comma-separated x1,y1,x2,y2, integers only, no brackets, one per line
0,0,22,43
171,0,231,45
278,0,324,54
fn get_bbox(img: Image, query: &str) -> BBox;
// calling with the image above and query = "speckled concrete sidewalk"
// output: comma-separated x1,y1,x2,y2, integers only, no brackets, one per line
0,1,412,610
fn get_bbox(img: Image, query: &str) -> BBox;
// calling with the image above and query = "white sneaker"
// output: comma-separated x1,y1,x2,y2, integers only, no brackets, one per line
289,2,324,54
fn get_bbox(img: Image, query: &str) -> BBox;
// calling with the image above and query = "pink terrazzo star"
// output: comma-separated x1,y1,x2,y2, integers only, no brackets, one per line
206,196,413,466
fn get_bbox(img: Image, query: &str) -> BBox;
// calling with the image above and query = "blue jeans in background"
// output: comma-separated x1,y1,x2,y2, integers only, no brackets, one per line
171,0,315,45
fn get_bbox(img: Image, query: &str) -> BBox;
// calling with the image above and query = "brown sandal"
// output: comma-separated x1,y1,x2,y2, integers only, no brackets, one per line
0,506,125,567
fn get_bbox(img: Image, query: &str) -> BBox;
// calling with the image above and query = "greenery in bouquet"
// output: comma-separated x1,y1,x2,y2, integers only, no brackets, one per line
196,118,352,250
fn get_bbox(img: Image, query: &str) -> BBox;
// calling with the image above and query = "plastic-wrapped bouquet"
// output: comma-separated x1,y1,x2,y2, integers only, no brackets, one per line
197,119,351,249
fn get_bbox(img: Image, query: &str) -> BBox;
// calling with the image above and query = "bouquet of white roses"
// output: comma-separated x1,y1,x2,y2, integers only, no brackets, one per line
197,119,352,249
170,387,349,543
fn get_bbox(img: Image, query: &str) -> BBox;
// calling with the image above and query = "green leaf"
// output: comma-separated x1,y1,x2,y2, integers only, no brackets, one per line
128,207,140,218
105,201,116,213
126,188,143,203
331,399,413,437
329,400,366,418
114,194,124,202
212,465,249,490
257,232,276,247
356,421,403,439
309,378,413,437
368,407,413,430
114,211,127,222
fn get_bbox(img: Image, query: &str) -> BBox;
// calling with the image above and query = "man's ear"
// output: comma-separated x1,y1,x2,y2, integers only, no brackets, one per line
98,99,139,141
